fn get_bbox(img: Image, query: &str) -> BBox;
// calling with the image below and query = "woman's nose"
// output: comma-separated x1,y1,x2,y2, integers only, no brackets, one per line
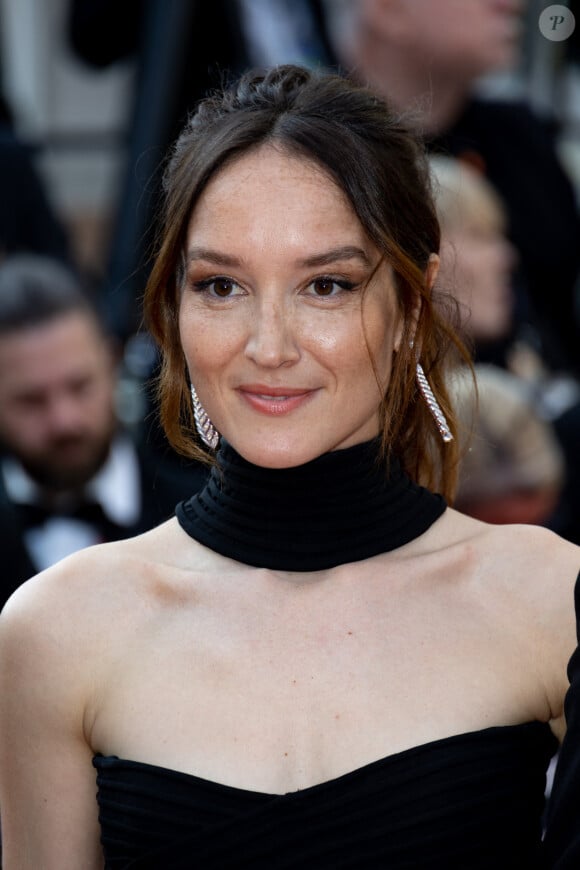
244,300,301,368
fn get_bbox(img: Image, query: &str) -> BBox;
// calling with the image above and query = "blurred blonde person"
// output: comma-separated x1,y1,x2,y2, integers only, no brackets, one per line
430,157,565,527
429,155,516,347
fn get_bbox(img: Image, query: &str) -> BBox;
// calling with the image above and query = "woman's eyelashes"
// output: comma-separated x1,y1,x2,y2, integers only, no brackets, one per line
305,277,358,297
191,277,244,298
190,275,360,300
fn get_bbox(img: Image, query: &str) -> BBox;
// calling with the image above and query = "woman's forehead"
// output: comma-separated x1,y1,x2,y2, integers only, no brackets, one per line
191,145,345,209
185,145,374,257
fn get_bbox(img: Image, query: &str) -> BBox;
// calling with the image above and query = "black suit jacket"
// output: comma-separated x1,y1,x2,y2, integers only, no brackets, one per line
0,441,209,610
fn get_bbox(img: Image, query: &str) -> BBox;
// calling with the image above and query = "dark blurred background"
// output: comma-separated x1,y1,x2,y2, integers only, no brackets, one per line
0,0,576,343
0,0,578,541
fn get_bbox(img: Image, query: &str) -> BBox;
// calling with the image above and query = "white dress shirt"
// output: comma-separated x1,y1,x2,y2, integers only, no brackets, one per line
2,435,141,572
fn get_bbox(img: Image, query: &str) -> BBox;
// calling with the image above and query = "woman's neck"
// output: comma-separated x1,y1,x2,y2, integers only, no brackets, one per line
175,438,446,572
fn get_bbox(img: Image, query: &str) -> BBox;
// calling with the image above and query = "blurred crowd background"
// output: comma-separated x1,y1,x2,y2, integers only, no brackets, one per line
0,0,578,606
0,0,576,335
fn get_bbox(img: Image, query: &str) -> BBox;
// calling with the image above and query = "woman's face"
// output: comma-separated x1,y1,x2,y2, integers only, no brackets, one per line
179,145,404,468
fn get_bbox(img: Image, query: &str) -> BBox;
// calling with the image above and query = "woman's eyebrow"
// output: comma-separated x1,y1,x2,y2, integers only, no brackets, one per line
299,246,372,268
186,247,242,267
185,245,372,269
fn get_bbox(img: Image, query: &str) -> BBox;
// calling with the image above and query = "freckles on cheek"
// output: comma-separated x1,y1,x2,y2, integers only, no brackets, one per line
179,321,208,373
308,315,365,354
180,304,211,345
183,326,239,379
314,332,341,352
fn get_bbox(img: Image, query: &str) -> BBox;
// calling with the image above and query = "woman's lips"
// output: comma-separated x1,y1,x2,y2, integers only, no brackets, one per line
237,386,318,416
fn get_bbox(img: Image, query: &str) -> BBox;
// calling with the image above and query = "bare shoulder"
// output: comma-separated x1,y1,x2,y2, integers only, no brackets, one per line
439,509,579,587
430,510,579,649
444,514,579,721
481,520,578,597
0,518,193,678
472,520,579,642
473,519,580,636
0,521,193,868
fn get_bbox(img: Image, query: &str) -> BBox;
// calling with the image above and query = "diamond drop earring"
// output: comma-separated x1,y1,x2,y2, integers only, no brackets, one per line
191,385,219,449
411,343,453,443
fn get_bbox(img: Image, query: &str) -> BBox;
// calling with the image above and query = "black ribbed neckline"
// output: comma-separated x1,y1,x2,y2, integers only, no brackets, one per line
176,439,446,571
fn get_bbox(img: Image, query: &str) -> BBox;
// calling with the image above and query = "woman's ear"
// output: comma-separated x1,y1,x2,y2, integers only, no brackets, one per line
425,253,440,291
393,314,405,354
396,254,440,353
393,254,440,354
394,297,420,355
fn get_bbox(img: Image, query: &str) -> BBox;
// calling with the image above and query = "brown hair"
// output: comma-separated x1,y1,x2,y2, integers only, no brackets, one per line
144,65,469,501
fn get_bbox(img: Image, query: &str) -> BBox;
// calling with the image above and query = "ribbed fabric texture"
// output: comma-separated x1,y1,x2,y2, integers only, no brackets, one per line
93,722,556,869
175,439,446,571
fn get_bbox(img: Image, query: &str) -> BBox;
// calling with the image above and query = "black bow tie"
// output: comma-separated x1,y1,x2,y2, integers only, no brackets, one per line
15,499,126,541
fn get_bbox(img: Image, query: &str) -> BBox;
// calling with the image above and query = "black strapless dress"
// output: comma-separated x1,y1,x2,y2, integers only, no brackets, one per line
94,723,556,869
92,439,569,868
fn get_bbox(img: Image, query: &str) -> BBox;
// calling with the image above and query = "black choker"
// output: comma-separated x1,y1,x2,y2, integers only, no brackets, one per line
176,439,446,572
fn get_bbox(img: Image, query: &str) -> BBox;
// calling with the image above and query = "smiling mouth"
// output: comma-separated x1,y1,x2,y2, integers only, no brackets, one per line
237,387,317,416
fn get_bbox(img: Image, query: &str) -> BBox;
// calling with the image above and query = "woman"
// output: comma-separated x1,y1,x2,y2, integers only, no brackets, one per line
0,65,578,869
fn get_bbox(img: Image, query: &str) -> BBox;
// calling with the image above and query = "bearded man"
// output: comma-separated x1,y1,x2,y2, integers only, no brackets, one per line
0,255,206,606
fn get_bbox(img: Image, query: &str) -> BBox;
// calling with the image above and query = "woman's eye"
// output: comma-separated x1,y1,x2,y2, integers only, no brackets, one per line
308,277,356,297
193,277,242,298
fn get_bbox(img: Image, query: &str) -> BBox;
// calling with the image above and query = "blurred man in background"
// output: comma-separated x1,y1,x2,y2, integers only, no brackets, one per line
0,254,206,607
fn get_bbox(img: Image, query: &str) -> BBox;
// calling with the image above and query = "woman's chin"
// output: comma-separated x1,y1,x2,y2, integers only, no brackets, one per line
224,432,327,469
